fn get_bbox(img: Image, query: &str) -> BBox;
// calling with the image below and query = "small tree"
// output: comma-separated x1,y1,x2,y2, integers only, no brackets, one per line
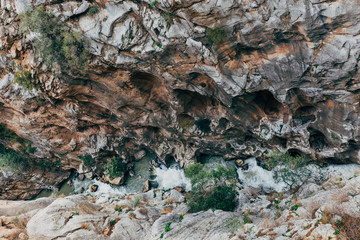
185,163,238,212
20,7,89,74
104,157,125,180
206,26,227,46
267,151,325,190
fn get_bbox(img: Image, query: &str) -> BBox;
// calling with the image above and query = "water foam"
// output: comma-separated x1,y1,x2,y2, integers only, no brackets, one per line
237,158,360,192
237,158,287,192
73,178,128,197
154,164,191,191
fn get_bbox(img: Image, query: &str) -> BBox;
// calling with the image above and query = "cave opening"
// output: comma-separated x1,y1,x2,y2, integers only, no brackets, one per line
195,119,211,133
308,128,328,151
270,136,287,149
293,106,316,125
174,89,216,114
253,90,283,115
129,72,157,93
196,152,211,164
218,118,230,130
287,148,305,157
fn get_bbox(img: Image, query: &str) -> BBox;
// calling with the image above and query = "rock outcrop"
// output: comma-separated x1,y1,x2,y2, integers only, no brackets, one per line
1,167,360,239
0,0,359,198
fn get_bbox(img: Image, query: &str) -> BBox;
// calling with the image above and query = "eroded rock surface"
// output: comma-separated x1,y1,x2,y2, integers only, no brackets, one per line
0,0,359,198
0,167,359,239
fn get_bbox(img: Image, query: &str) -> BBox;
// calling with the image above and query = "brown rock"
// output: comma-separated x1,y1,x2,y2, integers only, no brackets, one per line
235,159,245,168
143,180,150,192
90,185,98,192
109,176,125,186
174,187,185,193
78,174,85,181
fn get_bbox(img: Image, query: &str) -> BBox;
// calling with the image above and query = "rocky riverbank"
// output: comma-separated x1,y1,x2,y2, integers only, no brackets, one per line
1,162,360,240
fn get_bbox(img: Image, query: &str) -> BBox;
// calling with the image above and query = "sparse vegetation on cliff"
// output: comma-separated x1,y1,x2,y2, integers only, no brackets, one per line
13,64,39,90
0,123,19,142
88,6,99,16
78,155,95,167
0,144,29,171
266,151,325,189
185,163,238,212
104,157,125,180
206,26,227,46
20,7,89,73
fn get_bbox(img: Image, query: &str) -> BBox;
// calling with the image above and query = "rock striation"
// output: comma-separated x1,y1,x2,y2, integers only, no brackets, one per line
0,0,359,198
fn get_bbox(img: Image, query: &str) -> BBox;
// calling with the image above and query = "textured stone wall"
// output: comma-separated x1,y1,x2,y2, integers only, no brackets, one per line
0,0,359,198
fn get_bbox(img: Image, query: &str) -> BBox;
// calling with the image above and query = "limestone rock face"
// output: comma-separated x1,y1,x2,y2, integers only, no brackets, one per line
0,0,359,198
0,169,359,239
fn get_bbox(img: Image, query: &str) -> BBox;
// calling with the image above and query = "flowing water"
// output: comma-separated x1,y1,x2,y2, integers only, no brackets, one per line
59,156,191,199
236,157,360,192
35,155,360,199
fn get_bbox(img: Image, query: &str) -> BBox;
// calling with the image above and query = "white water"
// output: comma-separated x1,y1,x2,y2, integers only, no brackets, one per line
237,157,360,192
72,162,191,198
237,158,287,192
45,155,360,200
154,164,191,191
73,178,128,197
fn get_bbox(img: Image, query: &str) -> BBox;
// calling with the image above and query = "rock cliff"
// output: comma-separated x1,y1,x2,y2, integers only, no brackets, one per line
0,0,359,198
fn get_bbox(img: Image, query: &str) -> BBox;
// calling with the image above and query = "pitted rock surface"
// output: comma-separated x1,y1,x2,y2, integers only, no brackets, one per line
0,0,359,198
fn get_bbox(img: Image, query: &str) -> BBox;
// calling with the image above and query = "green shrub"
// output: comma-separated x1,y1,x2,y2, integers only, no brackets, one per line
130,196,141,208
13,65,39,90
104,157,125,180
0,144,29,171
185,163,238,212
88,6,98,15
78,155,94,167
178,114,194,130
115,205,122,212
206,26,227,46
20,7,89,73
223,216,242,234
267,151,309,170
36,159,62,170
291,204,299,211
150,0,158,8
0,123,19,142
242,211,252,224
163,12,174,29
165,222,171,232
266,151,325,190
25,144,37,154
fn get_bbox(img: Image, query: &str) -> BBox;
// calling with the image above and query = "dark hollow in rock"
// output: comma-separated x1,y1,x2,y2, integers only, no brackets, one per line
223,127,243,141
130,72,157,94
177,113,195,130
270,136,287,149
252,90,283,115
309,128,328,151
174,89,217,114
196,153,211,164
165,154,176,167
195,119,211,133
287,148,305,157
293,105,316,125
218,118,230,130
